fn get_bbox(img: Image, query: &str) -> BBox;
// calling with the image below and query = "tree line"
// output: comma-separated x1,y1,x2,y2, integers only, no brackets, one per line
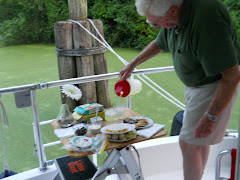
0,0,239,49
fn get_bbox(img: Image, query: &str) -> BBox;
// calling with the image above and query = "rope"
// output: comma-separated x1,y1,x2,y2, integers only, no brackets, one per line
69,19,185,110
56,46,107,56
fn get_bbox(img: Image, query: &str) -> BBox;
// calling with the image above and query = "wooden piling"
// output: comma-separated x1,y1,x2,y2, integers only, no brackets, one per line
68,0,88,20
55,0,111,109
90,19,111,108
73,21,97,104
54,21,77,111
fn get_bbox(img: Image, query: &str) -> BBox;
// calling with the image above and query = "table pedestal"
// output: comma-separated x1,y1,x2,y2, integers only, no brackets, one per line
92,145,144,180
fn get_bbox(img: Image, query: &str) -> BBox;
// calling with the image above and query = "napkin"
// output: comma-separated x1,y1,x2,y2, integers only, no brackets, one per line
54,124,86,139
54,127,74,139
137,123,166,139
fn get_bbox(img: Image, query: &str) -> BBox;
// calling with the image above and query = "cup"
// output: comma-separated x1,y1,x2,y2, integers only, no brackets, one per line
88,124,101,135
104,108,119,124
90,116,103,126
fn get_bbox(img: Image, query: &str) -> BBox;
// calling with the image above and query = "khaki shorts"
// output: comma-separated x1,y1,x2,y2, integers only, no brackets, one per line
179,81,239,145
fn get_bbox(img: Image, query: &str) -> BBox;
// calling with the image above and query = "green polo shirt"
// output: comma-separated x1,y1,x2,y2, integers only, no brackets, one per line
156,0,240,87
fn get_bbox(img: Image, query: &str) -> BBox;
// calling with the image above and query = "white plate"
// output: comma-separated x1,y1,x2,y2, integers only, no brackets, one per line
109,138,135,142
101,123,135,134
126,116,153,129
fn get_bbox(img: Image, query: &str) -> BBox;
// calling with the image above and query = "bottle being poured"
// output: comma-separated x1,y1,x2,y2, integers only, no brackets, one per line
114,78,142,97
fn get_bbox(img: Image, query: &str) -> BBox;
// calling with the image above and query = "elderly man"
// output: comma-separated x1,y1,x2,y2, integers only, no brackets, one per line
120,0,240,179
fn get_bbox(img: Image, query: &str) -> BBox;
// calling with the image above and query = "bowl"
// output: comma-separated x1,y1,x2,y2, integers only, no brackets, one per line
72,124,88,136
71,136,92,149
88,124,101,135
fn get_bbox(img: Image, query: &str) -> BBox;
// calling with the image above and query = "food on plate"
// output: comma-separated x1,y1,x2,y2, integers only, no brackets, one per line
106,124,128,133
118,133,125,140
123,117,149,127
110,134,119,140
123,118,138,124
125,129,137,139
135,119,148,127
108,129,137,141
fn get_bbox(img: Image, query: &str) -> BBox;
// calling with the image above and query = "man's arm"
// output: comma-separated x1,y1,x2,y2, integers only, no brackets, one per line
120,40,163,80
194,64,240,138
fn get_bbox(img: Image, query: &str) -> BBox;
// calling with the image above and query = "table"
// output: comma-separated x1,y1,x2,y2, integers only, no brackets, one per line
51,108,167,179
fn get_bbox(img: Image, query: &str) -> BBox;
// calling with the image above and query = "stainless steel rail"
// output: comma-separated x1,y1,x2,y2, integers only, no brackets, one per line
215,149,232,180
30,90,47,171
0,66,174,95
235,111,240,180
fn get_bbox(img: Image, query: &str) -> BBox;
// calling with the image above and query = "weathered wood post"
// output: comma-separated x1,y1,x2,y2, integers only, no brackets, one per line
54,22,77,111
54,0,111,109
90,20,111,108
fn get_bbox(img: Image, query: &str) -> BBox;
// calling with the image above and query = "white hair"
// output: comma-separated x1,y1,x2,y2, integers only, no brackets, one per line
135,0,183,16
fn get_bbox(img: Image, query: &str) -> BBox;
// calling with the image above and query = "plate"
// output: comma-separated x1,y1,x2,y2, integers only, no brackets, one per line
101,123,135,134
109,138,135,142
126,116,153,129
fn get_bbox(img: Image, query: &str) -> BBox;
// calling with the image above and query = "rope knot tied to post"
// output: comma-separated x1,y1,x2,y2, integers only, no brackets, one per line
56,46,107,57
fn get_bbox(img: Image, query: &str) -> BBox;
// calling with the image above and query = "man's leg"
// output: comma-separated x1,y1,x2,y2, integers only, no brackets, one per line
179,139,210,180
202,145,210,174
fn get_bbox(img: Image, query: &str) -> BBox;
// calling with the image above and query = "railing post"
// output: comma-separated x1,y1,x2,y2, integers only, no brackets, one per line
127,96,132,109
30,89,47,171
235,109,240,180
215,149,231,180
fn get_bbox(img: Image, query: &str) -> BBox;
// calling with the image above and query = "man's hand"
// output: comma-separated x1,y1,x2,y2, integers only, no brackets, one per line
194,115,216,138
119,40,163,81
194,64,240,138
120,64,135,81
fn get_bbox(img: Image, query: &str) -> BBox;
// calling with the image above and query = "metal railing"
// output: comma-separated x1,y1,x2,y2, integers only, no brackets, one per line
215,149,232,180
0,66,174,171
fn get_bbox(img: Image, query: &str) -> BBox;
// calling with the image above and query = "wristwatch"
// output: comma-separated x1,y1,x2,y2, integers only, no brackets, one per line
205,111,217,122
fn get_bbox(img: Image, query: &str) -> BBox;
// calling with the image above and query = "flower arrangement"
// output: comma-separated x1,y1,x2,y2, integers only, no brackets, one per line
61,84,82,101
57,84,82,128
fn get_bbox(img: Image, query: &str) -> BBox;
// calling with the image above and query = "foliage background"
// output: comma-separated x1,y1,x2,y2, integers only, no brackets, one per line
0,0,239,48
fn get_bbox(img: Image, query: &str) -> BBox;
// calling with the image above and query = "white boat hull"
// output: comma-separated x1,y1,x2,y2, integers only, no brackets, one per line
3,135,237,180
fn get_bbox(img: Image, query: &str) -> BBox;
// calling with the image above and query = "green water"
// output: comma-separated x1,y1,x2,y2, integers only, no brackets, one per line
0,44,239,173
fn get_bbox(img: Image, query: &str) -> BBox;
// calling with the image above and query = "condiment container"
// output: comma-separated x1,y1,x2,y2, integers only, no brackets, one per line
90,116,103,126
73,127,87,136
72,124,88,136
115,79,142,97
71,136,92,149
88,124,102,135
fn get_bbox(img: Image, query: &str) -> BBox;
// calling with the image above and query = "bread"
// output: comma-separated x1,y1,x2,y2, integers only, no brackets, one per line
106,124,128,133
135,119,148,127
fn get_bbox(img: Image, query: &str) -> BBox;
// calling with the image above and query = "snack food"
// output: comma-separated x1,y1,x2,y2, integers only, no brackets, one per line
135,118,148,127
124,117,149,127
108,129,137,141
106,124,128,133
124,118,138,124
